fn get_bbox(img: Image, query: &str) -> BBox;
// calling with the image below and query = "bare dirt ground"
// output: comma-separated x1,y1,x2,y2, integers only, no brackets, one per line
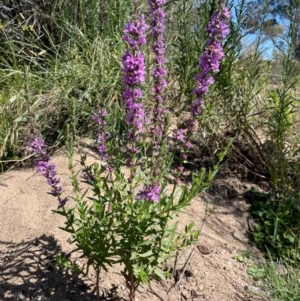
0,139,268,301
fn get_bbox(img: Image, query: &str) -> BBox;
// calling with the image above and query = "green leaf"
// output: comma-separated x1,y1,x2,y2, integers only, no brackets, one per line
14,116,28,123
247,265,265,281
138,250,154,258
130,252,138,260
52,209,67,216
272,217,279,241
185,221,195,232
166,221,179,233
154,268,166,280
284,231,295,244
137,240,155,247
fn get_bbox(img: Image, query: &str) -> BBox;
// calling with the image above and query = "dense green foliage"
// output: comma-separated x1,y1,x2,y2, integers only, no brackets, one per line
250,191,300,263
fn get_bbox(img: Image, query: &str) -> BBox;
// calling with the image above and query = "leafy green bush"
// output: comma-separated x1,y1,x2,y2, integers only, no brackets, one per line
250,192,300,263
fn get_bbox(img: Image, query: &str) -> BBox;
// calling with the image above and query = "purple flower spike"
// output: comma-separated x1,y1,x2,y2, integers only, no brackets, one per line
192,5,230,117
173,5,230,177
29,136,48,158
122,13,148,143
148,0,168,151
29,135,68,207
123,14,149,48
136,185,161,203
59,197,69,208
122,50,146,86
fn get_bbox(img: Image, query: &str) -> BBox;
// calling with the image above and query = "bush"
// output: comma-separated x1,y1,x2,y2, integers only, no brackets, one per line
250,192,300,264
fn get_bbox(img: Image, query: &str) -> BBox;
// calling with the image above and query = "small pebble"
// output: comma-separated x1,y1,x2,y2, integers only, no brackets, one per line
197,244,211,255
233,229,248,243
245,285,261,294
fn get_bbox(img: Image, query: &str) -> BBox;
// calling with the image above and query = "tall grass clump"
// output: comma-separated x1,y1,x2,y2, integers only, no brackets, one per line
0,0,131,164
57,0,134,39
262,258,300,301
0,33,125,161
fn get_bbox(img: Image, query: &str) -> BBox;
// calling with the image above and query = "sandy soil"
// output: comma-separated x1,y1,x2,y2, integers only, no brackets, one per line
0,139,268,301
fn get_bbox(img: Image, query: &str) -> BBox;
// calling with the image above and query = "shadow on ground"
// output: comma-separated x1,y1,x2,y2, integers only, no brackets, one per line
0,234,125,301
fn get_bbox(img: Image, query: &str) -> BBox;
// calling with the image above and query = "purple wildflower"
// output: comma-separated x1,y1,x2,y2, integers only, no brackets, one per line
123,14,148,48
191,99,205,116
124,101,145,134
92,109,110,161
122,14,148,143
191,5,230,117
148,0,168,143
184,141,193,149
173,5,230,179
122,50,146,86
29,136,68,207
173,129,187,142
136,185,161,203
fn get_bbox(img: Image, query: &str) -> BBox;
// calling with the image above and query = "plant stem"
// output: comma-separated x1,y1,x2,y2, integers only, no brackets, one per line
96,266,101,301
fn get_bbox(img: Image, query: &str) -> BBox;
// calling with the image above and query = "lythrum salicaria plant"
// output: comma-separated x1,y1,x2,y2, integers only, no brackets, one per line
173,4,230,176
28,2,230,301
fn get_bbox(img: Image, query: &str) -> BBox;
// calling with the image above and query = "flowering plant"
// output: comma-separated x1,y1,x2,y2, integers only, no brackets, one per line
28,2,230,300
